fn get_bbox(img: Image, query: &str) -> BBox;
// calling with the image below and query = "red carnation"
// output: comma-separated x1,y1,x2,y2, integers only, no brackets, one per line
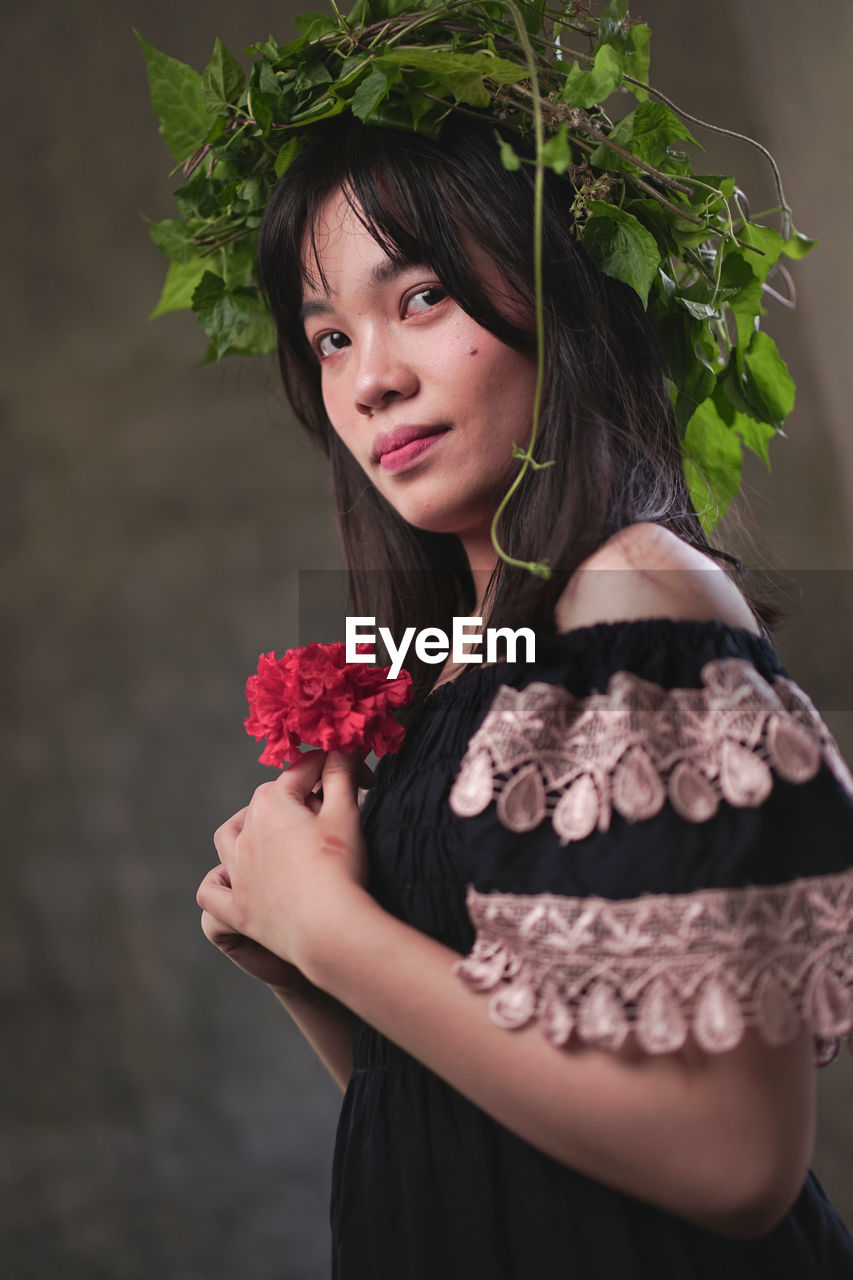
243,641,414,768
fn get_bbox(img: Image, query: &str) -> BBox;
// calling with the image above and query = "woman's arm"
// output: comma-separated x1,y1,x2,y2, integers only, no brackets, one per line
199,860,356,1092
198,751,816,1240
268,984,357,1093
298,882,815,1239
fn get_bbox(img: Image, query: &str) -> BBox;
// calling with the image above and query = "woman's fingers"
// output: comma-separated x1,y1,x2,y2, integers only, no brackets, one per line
213,807,248,857
273,749,328,803
197,863,233,915
318,751,362,819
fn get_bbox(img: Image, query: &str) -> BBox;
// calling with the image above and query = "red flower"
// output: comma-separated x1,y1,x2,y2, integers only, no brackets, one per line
244,642,414,768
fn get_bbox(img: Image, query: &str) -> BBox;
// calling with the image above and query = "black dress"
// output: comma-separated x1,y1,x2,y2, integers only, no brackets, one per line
331,619,853,1278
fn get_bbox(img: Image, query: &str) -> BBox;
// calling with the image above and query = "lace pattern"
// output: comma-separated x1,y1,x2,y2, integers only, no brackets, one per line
448,658,853,842
455,872,853,1064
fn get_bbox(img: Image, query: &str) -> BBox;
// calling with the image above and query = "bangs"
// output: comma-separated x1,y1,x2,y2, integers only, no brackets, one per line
264,118,536,352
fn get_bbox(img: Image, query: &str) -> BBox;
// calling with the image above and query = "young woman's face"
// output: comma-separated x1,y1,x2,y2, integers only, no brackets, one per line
300,189,538,568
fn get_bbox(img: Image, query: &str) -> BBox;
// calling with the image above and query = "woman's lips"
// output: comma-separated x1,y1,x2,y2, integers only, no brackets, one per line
374,426,450,473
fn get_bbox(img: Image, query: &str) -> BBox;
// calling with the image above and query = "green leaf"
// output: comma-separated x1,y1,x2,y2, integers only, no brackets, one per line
682,394,744,528
149,256,208,317
294,60,333,93
380,48,527,108
248,90,276,136
520,0,547,35
135,30,213,162
221,236,261,289
200,37,245,112
495,132,521,171
145,216,196,264
540,125,571,175
582,202,661,306
294,11,341,40
591,101,698,173
192,271,259,359
599,0,628,22
561,44,623,109
782,231,818,260
624,23,650,100
742,330,795,424
720,249,762,372
737,222,785,283
677,298,721,320
217,308,277,357
274,135,304,179
351,66,399,121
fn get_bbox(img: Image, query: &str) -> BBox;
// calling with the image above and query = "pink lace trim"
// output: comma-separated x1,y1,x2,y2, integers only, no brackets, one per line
455,872,853,1065
448,658,853,842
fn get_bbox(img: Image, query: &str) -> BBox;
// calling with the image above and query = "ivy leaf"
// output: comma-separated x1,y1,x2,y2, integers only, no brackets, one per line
582,202,661,306
379,48,527,108
599,0,628,23
624,23,650,100
495,132,521,171
145,216,197,264
592,101,698,173
540,125,571,175
560,44,623,109
351,65,400,121
274,136,304,178
200,38,245,112
248,91,277,137
742,330,795,425
218,308,277,357
520,0,547,35
150,256,208,317
256,61,279,96
595,5,649,101
135,31,213,162
783,231,818,260
737,222,785,283
682,393,744,528
192,271,259,359
294,11,341,40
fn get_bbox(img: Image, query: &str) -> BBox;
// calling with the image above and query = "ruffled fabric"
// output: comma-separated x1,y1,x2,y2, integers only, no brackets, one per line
448,646,853,1064
449,658,853,843
456,873,853,1065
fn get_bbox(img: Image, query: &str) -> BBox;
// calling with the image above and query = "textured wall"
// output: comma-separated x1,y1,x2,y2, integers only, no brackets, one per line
2,2,850,1276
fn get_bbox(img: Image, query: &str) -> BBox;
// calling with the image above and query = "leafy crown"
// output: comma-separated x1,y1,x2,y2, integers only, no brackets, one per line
139,0,813,548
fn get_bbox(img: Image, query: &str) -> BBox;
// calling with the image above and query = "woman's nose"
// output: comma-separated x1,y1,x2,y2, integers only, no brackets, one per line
353,334,419,416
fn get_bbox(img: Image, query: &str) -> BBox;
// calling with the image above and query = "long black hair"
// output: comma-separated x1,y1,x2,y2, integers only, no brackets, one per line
258,114,755,696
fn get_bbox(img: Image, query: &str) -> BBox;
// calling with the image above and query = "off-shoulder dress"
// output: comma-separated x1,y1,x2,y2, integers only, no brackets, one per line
331,618,853,1278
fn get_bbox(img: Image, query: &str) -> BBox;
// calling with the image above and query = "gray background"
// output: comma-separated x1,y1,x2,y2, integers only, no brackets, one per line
2,1,851,1276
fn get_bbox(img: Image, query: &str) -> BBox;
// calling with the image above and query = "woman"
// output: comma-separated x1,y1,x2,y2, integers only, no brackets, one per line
196,115,853,1276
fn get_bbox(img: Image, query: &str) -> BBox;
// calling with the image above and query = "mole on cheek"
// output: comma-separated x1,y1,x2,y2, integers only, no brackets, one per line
468,348,478,356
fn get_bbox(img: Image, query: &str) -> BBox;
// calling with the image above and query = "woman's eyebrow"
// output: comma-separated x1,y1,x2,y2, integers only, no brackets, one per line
299,259,431,323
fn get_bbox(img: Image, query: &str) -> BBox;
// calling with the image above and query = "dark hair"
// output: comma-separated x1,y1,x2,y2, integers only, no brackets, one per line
258,114,758,696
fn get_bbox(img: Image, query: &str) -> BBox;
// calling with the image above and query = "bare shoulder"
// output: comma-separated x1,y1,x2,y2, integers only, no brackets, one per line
554,523,761,637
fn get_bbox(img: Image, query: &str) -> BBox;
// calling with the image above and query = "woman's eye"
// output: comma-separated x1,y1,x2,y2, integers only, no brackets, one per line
316,331,350,360
404,285,448,317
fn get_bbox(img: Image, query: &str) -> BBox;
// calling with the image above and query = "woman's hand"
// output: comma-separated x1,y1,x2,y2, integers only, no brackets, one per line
198,867,319,999
197,750,371,982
